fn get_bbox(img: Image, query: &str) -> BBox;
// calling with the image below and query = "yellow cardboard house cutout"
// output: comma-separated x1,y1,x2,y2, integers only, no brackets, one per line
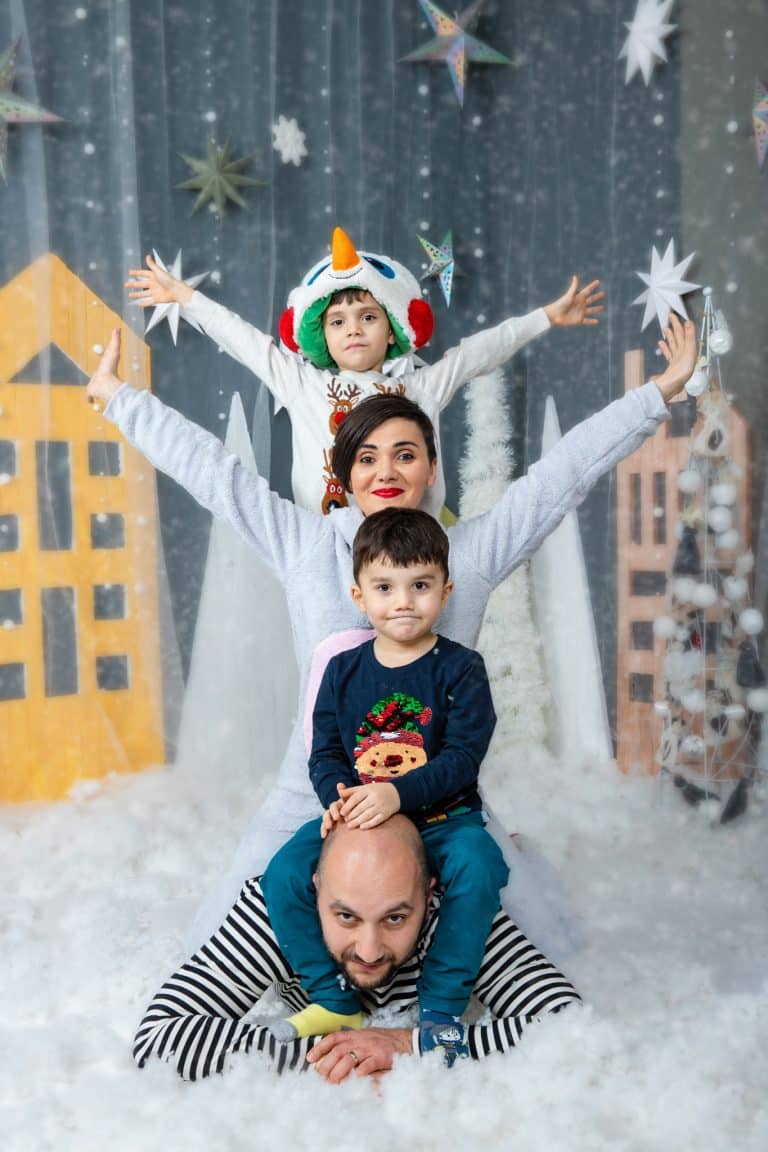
0,254,165,801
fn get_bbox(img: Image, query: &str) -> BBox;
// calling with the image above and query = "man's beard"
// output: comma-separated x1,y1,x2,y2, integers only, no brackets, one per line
321,932,417,992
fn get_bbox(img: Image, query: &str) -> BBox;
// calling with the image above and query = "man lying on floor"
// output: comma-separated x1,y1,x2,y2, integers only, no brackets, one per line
133,815,580,1082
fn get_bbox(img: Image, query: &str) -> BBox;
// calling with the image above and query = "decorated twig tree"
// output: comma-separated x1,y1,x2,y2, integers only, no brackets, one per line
653,289,766,821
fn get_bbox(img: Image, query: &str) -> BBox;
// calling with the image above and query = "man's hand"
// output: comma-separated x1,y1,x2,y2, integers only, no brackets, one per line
125,252,194,308
650,314,697,405
86,328,124,409
544,276,605,328
320,799,344,839
336,782,401,829
307,1027,413,1083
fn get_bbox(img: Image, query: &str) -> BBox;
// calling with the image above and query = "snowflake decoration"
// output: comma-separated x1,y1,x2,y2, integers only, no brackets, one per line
619,0,676,86
271,115,307,166
143,249,209,345
417,230,456,306
176,139,266,216
0,40,61,182
633,238,700,331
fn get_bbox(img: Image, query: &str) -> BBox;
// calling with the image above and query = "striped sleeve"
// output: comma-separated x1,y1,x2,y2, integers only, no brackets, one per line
465,909,582,1059
132,878,314,1080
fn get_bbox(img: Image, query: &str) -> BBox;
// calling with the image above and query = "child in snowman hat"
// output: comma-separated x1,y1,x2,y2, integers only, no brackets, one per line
127,227,603,518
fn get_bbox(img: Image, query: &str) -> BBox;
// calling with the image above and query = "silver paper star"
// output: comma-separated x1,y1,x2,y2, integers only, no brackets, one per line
634,238,699,331
144,249,209,345
417,230,455,306
619,0,676,86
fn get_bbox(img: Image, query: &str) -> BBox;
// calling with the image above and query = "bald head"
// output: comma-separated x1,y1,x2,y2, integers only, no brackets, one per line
315,814,429,888
313,816,432,992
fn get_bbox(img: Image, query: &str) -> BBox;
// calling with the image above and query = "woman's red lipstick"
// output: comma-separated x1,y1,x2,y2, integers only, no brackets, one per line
372,487,404,498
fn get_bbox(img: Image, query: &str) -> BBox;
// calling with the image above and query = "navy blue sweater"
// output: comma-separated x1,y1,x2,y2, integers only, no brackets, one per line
309,635,496,826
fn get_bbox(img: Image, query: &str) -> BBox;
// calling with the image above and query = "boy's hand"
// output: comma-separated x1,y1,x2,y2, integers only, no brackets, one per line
321,799,344,839
544,276,605,328
86,328,124,409
126,253,194,308
337,782,401,829
650,315,697,405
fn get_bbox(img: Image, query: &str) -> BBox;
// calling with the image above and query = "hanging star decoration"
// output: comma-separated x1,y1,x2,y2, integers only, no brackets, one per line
176,139,266,216
0,40,61,182
633,238,700,331
618,0,676,86
143,249,209,345
401,1,511,107
417,230,455,306
753,80,768,169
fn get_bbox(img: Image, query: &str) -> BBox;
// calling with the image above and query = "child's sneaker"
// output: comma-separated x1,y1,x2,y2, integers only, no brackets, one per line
419,1008,469,1067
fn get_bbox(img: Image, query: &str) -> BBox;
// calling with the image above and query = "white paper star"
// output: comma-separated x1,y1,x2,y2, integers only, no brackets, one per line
144,249,209,345
633,238,700,331
271,115,307,166
619,0,676,86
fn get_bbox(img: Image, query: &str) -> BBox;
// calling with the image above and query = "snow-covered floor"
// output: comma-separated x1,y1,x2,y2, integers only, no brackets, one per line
3,743,767,1152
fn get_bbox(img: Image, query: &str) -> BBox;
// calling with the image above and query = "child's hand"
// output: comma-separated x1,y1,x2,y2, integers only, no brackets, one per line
86,328,124,409
321,799,344,839
337,782,401,829
544,276,605,328
125,253,194,308
650,314,697,404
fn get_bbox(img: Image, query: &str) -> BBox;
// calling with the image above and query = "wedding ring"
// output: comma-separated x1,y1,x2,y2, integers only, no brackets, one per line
349,1050,359,1066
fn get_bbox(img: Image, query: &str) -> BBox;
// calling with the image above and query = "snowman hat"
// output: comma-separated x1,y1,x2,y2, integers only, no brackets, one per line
278,227,434,370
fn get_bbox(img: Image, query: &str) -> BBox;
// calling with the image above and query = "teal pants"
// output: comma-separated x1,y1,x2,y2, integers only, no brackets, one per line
260,812,510,1016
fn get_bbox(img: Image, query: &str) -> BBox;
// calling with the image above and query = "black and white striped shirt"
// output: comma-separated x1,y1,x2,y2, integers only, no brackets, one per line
133,878,581,1080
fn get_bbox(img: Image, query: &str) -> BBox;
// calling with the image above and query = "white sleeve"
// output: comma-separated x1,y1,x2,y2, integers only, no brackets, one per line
182,290,326,412
105,384,325,579
407,308,551,411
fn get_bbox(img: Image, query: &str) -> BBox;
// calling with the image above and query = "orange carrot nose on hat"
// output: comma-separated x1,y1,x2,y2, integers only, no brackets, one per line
278,226,434,369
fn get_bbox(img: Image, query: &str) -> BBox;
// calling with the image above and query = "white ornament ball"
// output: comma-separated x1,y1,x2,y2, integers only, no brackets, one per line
681,733,705,757
709,327,733,355
691,582,718,608
673,577,695,603
723,576,747,602
677,469,702,494
708,506,732,533
735,551,754,575
685,370,708,398
739,608,764,636
710,482,737,506
681,689,705,714
653,615,677,639
724,704,746,721
746,688,768,713
716,528,740,551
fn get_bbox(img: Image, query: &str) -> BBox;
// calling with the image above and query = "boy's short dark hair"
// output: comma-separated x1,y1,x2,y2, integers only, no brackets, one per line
352,507,449,583
331,393,437,492
322,287,376,315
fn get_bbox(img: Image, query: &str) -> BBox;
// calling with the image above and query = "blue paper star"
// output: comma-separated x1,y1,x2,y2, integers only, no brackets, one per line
418,231,455,307
401,1,511,107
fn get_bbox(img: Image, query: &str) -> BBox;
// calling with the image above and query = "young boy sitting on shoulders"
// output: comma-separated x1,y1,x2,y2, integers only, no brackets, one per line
259,506,508,1065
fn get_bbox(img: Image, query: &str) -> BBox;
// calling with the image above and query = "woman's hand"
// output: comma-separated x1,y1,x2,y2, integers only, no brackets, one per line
336,782,401,829
650,315,697,404
544,276,605,328
86,328,125,409
126,252,194,308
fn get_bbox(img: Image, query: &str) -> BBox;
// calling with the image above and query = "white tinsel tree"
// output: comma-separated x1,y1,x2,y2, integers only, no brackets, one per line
458,369,549,749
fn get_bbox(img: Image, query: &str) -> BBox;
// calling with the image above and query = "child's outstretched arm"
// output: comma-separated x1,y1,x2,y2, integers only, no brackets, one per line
126,253,194,308
543,276,605,327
